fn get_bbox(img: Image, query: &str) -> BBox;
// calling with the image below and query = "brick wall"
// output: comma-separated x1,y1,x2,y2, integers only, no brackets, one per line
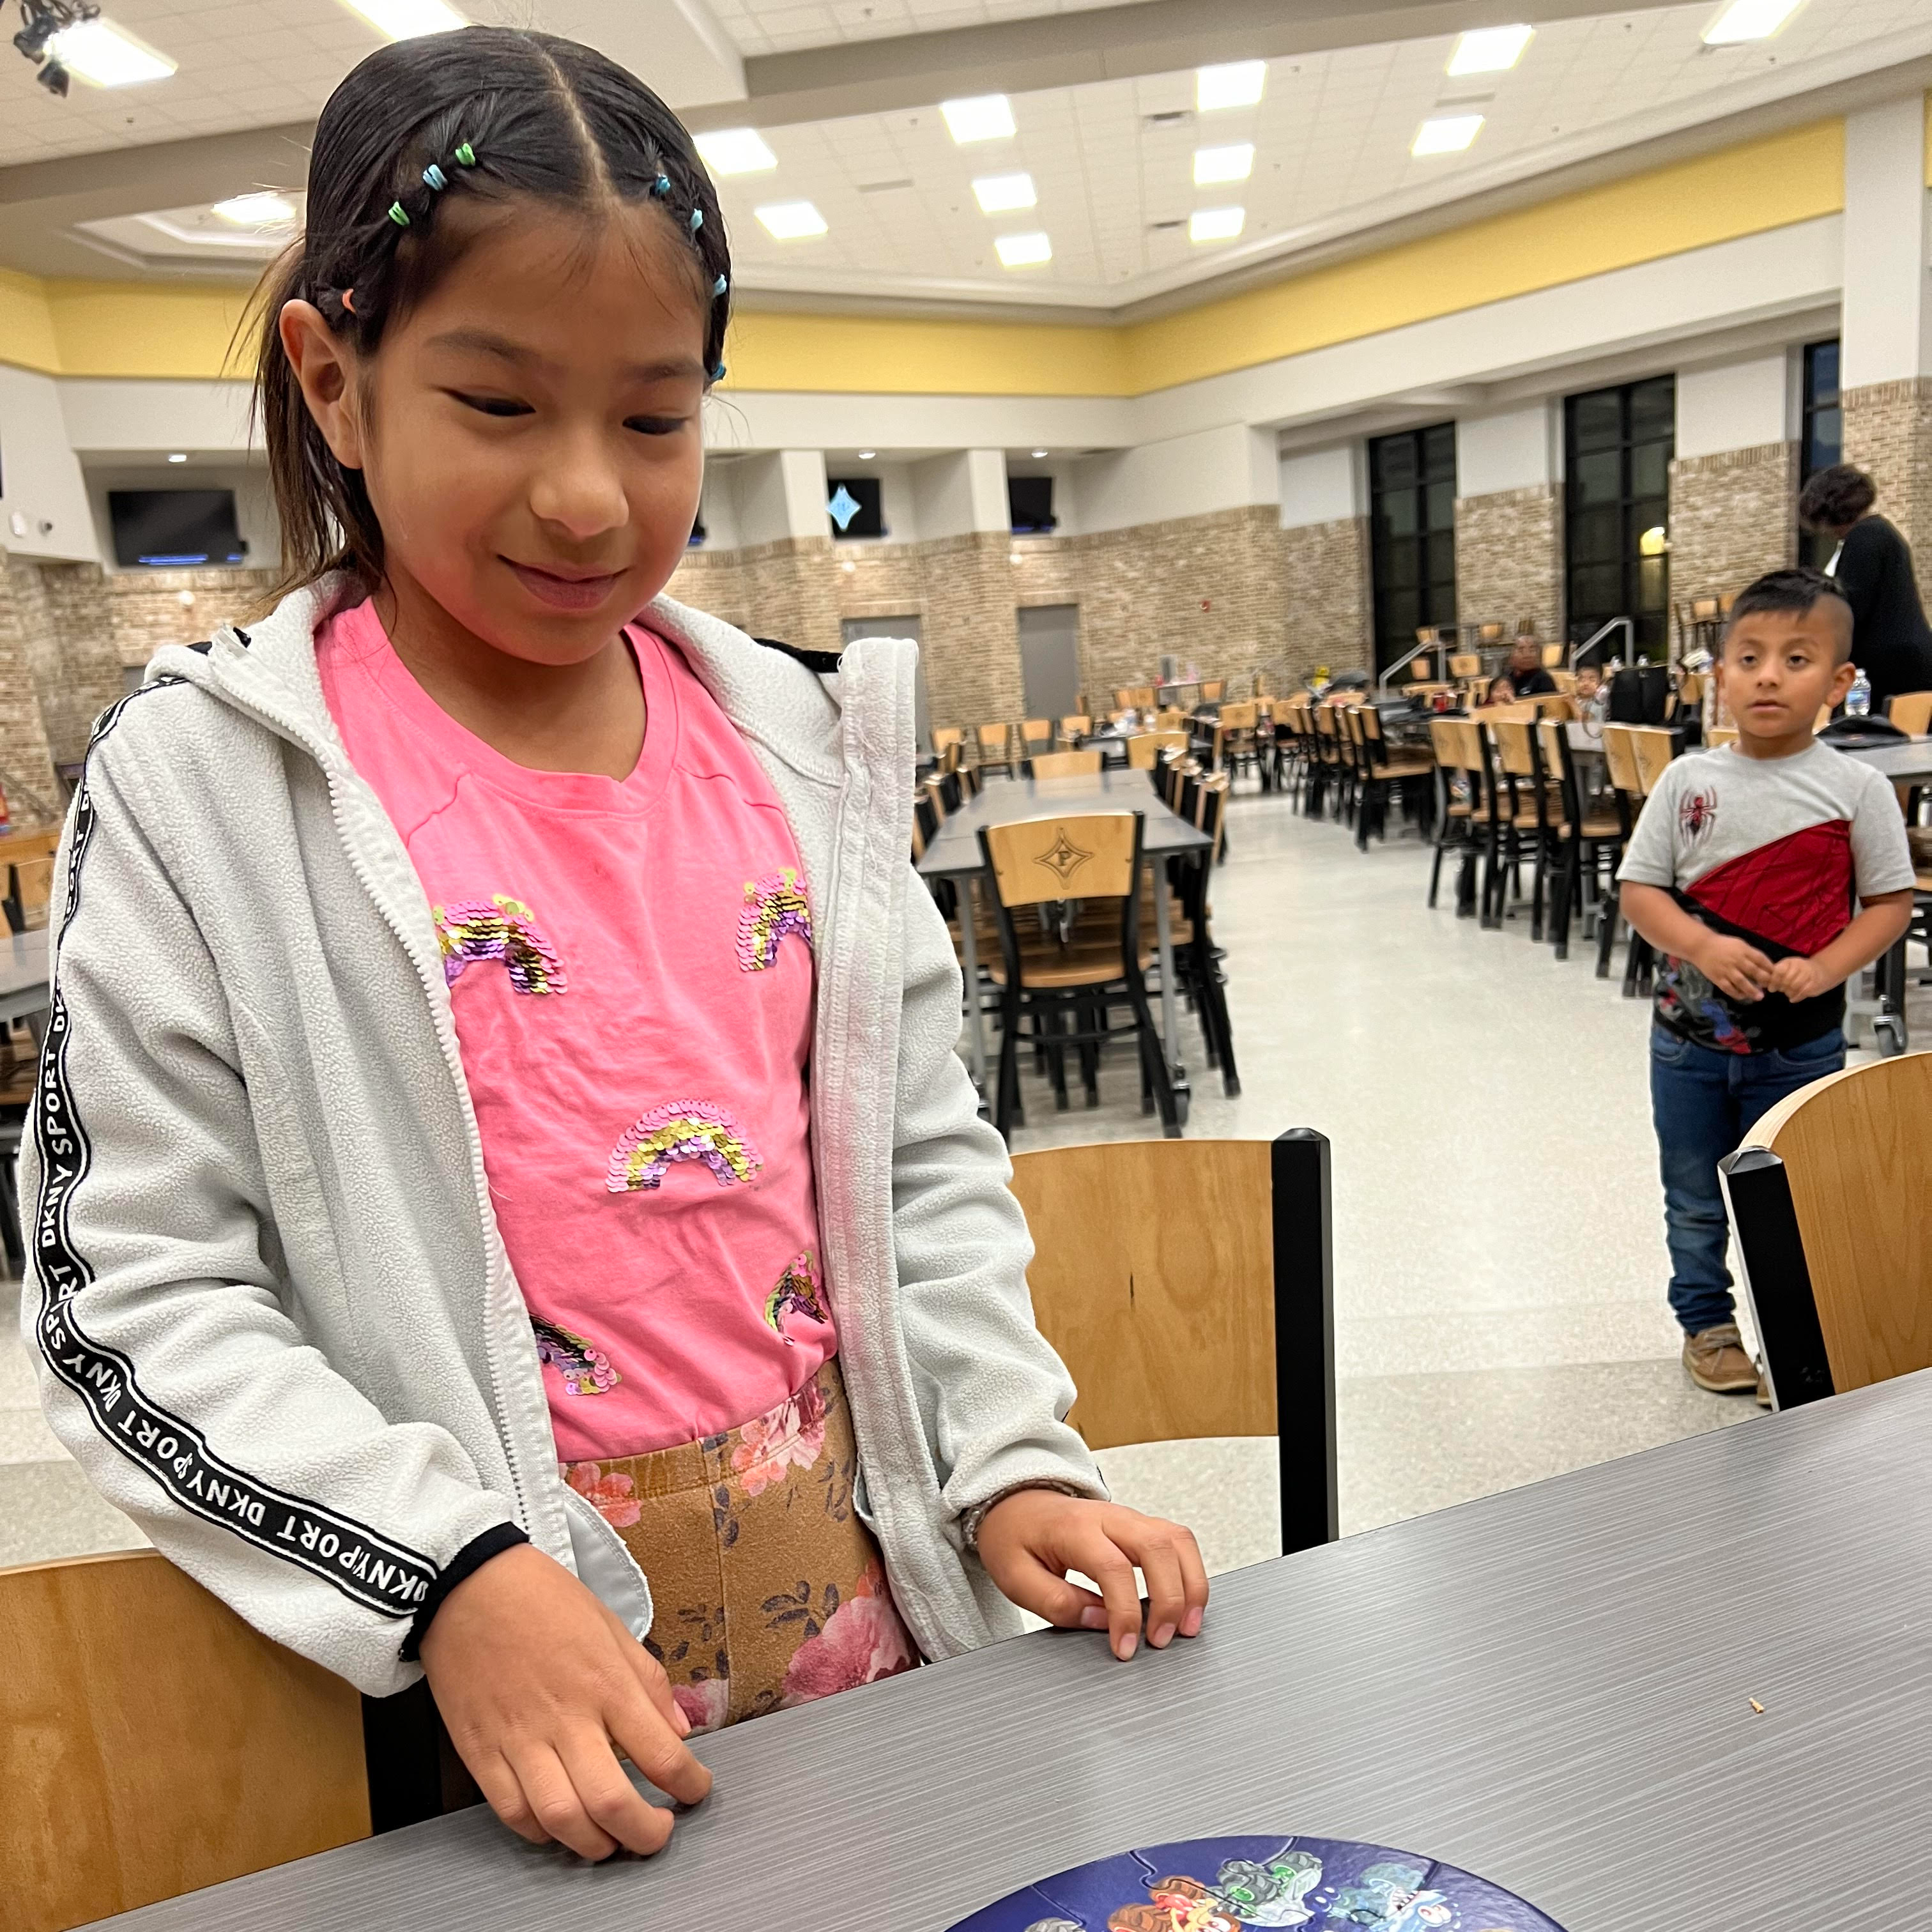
0,554,61,821
1667,443,1797,602
917,531,1024,726
1277,514,1372,679
738,536,843,657
664,546,751,631
1843,377,1932,605
1454,484,1563,645
106,566,282,667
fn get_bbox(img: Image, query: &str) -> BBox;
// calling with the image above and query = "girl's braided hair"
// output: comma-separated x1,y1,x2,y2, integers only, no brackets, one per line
251,25,730,600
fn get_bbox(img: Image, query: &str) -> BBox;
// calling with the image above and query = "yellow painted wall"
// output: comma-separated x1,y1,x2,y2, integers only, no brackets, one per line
1,116,1849,398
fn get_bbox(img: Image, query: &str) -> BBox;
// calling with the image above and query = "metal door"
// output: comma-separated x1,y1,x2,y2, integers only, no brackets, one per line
1018,604,1081,720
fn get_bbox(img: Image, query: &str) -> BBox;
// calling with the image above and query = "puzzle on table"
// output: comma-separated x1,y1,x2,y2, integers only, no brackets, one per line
946,1835,1567,1932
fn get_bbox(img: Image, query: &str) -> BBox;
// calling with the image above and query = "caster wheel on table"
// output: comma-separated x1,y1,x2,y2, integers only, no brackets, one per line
1874,1014,1906,1058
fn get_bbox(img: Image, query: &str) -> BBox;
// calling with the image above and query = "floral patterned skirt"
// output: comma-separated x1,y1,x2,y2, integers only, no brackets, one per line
560,1357,919,1733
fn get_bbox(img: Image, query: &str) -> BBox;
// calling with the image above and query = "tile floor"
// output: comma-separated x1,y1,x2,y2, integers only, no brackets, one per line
3,784,1918,1581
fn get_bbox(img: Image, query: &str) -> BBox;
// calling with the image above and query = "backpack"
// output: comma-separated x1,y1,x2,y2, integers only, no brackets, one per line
1607,664,1671,725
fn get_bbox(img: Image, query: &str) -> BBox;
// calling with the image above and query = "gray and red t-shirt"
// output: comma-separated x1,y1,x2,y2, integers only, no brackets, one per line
1617,739,1913,1054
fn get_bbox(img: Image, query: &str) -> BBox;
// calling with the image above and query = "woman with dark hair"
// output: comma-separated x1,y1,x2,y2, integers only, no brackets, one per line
1797,463,1932,709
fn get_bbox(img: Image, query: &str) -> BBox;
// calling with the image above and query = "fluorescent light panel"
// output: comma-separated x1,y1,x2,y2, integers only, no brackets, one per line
1189,206,1245,243
941,94,1016,144
50,19,176,85
1193,143,1254,186
1447,24,1533,74
1412,114,1484,156
972,172,1036,213
695,127,776,175
756,200,828,240
1703,0,1804,42
337,0,465,40
213,192,296,225
1197,60,1266,111
995,231,1052,268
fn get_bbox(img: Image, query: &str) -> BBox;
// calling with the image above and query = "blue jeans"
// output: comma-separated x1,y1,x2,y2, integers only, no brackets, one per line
1649,1024,1846,1335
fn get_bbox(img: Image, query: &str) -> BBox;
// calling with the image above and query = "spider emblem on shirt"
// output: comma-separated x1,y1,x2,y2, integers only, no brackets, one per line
1678,788,1717,841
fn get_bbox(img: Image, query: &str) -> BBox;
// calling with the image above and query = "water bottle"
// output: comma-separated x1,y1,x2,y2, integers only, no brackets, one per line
1846,668,1871,719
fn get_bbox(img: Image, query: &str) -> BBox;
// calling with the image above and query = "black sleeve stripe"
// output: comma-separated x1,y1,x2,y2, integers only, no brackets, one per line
399,1521,528,1660
29,677,441,1621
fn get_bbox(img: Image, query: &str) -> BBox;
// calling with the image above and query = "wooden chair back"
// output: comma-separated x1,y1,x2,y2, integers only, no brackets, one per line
1155,707,1189,731
1199,679,1225,704
1476,622,1505,647
1706,725,1739,749
1429,717,1486,775
1487,717,1537,781
1448,652,1481,678
1889,690,1932,736
1128,730,1187,770
981,812,1138,908
1217,701,1259,730
1058,714,1092,744
1629,724,1677,794
1,1550,371,1932
1030,749,1102,779
1540,641,1563,667
1020,719,1053,749
1724,1054,1932,1409
1549,670,1577,694
1600,723,1644,798
1007,1133,1337,1555
931,726,965,757
977,722,1012,756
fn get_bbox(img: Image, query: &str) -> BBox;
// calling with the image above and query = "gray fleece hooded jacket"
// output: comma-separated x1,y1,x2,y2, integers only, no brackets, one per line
20,574,1103,1697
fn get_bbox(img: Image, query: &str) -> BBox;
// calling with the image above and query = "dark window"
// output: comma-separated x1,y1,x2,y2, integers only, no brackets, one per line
1563,375,1674,659
687,516,707,548
1008,475,1056,533
1798,338,1841,571
1368,423,1457,671
825,477,885,540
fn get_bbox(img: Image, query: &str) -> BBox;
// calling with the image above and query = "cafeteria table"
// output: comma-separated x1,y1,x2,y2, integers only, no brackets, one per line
95,1368,1932,1929
917,770,1213,1107
0,926,50,1043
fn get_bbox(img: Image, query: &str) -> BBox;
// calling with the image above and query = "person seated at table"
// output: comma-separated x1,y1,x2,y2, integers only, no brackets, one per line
1482,675,1519,707
20,30,1207,1871
1505,636,1558,698
1573,663,1604,712
1616,567,1914,1404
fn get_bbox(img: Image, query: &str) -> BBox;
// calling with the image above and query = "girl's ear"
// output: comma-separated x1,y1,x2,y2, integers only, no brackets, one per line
279,299,366,471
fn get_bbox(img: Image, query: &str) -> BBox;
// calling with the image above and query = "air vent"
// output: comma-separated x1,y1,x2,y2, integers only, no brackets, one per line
1149,218,1186,231
1144,110,1190,128
858,178,915,194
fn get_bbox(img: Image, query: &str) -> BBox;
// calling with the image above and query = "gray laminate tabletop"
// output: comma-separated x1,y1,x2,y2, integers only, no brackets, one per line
0,926,50,1025
1837,733,1932,783
95,1371,1932,1930
916,770,1212,882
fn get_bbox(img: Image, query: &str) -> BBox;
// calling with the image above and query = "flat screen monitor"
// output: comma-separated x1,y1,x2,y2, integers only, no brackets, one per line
108,489,247,568
825,477,885,540
1008,476,1056,533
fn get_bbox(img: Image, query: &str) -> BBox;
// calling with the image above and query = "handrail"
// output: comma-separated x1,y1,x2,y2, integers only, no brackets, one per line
1378,636,1446,691
1571,616,1633,670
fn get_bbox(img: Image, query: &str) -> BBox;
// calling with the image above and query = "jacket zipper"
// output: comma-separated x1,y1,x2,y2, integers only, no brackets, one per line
193,625,535,1534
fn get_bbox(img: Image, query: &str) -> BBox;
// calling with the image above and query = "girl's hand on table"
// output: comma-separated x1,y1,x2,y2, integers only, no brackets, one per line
420,1543,712,1860
976,1490,1209,1660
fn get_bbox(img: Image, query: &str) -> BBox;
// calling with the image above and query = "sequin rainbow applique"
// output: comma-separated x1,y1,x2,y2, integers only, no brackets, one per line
763,1251,829,1344
737,868,813,972
606,1101,763,1193
434,895,567,995
532,1316,620,1396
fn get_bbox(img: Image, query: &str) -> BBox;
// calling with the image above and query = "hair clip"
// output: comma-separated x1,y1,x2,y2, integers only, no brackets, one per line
712,273,728,297
710,362,726,382
689,208,704,232
651,173,671,199
387,201,410,227
422,163,447,191
454,142,476,167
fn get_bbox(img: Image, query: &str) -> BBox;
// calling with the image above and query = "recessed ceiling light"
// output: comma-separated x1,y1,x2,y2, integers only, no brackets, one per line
1412,114,1484,156
1447,24,1534,74
972,171,1036,213
1703,0,1804,42
995,231,1052,268
941,94,1016,144
336,0,465,40
695,128,777,176
857,450,877,460
49,19,176,86
1031,450,1048,459
167,452,187,463
756,200,829,240
1189,206,1245,243
212,192,296,226
1197,61,1266,112
1193,143,1255,186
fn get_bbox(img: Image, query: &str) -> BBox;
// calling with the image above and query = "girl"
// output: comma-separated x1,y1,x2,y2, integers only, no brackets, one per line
23,27,1207,1866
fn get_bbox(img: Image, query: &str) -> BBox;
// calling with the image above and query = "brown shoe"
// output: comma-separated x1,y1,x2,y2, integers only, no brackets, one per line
1683,1324,1760,1393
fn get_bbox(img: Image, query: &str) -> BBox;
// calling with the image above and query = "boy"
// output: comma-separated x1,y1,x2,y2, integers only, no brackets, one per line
1618,569,1915,1401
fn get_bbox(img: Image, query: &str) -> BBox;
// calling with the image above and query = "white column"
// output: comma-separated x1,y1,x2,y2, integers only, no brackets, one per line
1078,423,1278,537
1841,95,1932,390
910,449,1010,538
733,449,829,547
1675,355,1791,459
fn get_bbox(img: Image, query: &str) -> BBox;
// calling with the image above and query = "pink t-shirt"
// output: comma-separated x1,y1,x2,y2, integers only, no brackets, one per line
316,599,833,1460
